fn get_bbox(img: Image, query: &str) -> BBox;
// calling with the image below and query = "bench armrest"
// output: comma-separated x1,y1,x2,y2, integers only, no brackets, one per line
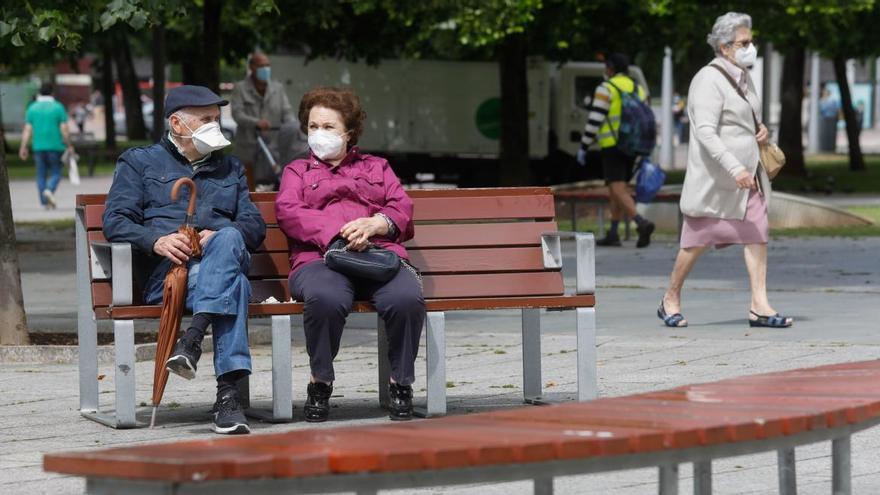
541,232,595,295
91,241,134,306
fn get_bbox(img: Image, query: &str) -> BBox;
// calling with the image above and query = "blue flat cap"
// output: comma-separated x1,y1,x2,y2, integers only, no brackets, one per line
164,85,228,118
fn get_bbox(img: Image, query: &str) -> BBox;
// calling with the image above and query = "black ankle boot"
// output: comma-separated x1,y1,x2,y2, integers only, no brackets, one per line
304,382,332,423
388,383,413,421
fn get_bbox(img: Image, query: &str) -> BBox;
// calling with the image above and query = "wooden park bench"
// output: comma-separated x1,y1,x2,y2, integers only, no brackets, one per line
45,360,880,495
554,187,683,237
75,187,596,428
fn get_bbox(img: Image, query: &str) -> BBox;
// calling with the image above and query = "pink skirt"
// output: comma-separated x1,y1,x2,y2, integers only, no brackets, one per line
680,189,768,249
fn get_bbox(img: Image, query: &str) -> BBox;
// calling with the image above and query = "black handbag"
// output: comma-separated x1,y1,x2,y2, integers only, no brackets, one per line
323,237,401,282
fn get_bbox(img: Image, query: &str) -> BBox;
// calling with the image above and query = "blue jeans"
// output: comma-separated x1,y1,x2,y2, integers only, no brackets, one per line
34,151,62,205
143,227,252,377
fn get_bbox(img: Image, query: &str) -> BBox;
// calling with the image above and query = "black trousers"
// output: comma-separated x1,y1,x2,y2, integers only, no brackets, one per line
290,260,425,386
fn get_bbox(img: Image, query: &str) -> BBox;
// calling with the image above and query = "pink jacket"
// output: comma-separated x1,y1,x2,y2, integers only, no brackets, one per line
275,148,415,275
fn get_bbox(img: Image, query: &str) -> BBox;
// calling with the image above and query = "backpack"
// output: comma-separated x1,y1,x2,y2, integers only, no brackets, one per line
605,79,656,157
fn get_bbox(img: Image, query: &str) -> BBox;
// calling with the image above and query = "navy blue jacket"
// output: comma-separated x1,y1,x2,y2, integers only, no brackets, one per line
103,136,266,280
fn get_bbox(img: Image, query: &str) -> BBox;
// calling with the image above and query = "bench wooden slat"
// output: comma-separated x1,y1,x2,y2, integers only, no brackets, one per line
89,228,291,253
412,195,554,221
94,294,596,319
405,222,556,249
409,247,550,274
45,361,880,483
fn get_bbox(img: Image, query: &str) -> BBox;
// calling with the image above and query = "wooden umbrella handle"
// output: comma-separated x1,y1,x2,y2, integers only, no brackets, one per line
171,177,197,216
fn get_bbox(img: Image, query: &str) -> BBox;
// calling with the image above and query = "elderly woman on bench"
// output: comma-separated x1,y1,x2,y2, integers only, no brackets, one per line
275,86,424,423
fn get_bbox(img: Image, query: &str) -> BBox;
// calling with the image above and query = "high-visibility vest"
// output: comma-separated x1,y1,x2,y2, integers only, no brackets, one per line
597,74,647,149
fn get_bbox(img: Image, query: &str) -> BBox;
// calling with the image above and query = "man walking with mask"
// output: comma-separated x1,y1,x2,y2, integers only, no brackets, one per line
231,51,297,190
103,85,266,434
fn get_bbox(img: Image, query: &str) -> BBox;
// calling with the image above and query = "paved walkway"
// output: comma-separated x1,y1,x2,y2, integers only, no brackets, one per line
4,219,880,493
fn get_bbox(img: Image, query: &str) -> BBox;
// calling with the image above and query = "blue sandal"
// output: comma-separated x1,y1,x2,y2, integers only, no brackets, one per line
749,310,793,328
658,299,688,328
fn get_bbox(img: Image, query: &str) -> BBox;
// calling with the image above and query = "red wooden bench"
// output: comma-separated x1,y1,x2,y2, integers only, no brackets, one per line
45,360,880,495
554,187,682,237
74,187,597,428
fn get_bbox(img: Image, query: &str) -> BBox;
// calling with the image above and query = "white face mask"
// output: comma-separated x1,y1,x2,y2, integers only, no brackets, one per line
308,129,347,161
174,116,231,156
734,43,757,68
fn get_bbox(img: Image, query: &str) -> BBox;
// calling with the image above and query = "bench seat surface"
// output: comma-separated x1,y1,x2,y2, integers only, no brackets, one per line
44,360,880,482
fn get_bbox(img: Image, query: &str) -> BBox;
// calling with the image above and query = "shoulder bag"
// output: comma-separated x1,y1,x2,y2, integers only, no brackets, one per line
710,64,786,179
324,237,401,282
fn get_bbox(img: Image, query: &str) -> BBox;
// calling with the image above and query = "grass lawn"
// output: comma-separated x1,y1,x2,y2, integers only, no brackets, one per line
665,154,880,194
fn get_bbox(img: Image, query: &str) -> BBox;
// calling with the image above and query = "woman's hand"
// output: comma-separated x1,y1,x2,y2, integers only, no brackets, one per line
340,217,388,251
756,123,769,145
735,170,757,190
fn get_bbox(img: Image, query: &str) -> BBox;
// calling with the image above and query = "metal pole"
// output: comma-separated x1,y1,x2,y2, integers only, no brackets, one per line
693,460,712,495
660,46,674,169
659,463,679,495
832,436,852,495
777,448,797,495
808,52,821,153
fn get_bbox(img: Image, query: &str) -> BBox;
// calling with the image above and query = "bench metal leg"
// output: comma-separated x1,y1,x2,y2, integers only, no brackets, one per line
415,311,446,417
693,460,712,495
75,208,99,415
246,315,294,423
777,447,797,495
378,316,391,409
576,307,598,401
522,308,545,404
659,463,679,495
832,436,851,495
534,477,554,495
270,315,292,421
83,320,139,429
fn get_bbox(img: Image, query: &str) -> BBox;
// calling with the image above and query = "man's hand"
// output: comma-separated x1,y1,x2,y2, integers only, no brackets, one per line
756,124,769,145
339,217,387,251
199,229,216,249
153,232,193,265
18,147,29,161
257,119,271,131
735,170,756,190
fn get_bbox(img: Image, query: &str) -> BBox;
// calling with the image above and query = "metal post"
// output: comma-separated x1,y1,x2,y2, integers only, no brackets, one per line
576,307,597,401
534,477,554,495
113,320,137,428
414,311,446,417
271,315,292,421
693,460,712,495
378,317,391,409
832,436,852,495
522,308,543,404
660,46,674,169
777,448,797,495
570,201,577,232
659,464,679,495
75,208,99,414
808,52,821,153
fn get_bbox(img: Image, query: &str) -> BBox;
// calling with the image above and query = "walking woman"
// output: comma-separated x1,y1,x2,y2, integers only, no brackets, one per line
659,12,793,329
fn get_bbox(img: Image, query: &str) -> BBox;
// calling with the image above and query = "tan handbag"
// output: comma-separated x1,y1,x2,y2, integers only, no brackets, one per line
711,64,786,179
759,142,785,179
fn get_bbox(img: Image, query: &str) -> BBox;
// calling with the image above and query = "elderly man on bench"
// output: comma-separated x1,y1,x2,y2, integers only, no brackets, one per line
102,85,266,435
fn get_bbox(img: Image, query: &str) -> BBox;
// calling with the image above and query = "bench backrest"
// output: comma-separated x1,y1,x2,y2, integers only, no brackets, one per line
77,187,563,310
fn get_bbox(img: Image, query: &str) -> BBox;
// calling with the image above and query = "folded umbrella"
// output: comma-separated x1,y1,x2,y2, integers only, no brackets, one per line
150,177,202,428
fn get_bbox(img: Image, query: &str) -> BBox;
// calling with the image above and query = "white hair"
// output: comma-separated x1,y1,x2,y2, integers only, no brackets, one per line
707,12,752,54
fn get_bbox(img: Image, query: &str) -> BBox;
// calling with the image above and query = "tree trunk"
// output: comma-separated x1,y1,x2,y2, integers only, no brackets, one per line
498,33,531,186
0,115,30,345
202,0,222,94
101,39,116,151
112,28,147,141
777,48,807,177
833,56,866,171
152,22,167,143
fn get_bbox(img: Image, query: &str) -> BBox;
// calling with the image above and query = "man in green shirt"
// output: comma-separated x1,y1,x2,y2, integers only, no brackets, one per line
19,83,74,209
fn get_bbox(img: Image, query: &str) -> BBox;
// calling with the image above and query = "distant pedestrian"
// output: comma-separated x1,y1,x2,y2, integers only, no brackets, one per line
18,82,74,209
230,51,298,191
818,84,840,152
658,12,793,329
576,53,655,248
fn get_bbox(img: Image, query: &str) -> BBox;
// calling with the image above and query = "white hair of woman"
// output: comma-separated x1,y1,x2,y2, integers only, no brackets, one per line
706,12,752,54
